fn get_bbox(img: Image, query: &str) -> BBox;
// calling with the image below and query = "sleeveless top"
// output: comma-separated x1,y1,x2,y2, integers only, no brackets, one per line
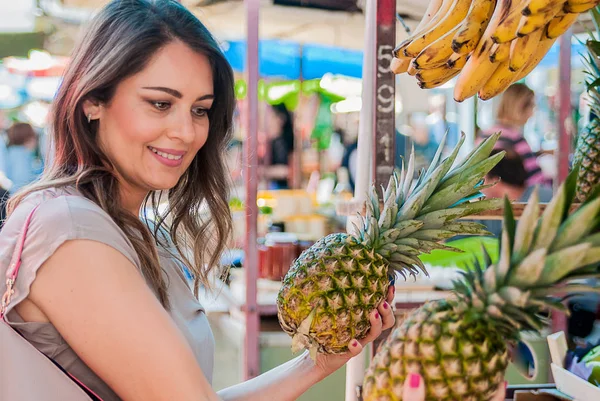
0,187,215,401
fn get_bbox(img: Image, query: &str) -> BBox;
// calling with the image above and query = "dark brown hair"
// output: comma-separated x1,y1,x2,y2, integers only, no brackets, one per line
8,0,235,308
7,123,36,147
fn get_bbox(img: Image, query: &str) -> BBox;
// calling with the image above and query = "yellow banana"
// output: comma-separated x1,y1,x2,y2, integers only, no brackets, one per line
454,0,515,102
522,0,561,15
564,0,599,13
514,36,558,81
416,64,458,82
414,25,462,69
404,0,473,58
452,0,497,55
418,70,461,89
390,57,411,74
523,0,571,15
489,42,511,63
407,61,419,76
509,28,543,71
491,0,529,43
447,52,471,69
394,0,447,57
546,12,579,39
517,2,563,36
478,59,522,100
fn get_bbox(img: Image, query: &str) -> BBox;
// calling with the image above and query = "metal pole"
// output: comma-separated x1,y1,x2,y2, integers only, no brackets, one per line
243,0,260,381
373,0,396,190
552,28,572,336
345,0,377,399
556,28,573,185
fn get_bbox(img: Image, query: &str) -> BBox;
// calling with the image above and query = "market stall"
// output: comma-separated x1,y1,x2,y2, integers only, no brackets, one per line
233,1,600,401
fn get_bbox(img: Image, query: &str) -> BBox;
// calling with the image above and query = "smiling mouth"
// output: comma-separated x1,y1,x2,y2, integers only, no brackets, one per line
148,146,183,160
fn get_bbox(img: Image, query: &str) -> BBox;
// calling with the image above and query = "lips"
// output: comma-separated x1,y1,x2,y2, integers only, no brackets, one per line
148,146,184,160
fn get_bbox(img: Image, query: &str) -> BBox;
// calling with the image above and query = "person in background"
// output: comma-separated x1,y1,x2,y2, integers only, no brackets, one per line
480,83,552,188
264,103,294,189
5,122,42,193
425,94,460,151
480,149,553,238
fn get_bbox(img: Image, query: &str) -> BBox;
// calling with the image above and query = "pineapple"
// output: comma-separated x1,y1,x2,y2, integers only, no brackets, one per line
277,132,506,358
363,167,600,401
575,7,600,202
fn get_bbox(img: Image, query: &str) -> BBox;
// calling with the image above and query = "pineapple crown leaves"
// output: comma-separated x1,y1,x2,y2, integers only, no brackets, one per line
456,166,600,337
355,131,505,279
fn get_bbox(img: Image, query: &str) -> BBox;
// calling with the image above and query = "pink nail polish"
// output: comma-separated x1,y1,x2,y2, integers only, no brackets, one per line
383,302,389,309
504,381,508,389
375,312,380,319
409,373,420,389
351,340,358,347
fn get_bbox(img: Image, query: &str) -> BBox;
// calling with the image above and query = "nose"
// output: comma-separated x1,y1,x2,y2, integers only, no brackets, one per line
168,112,196,144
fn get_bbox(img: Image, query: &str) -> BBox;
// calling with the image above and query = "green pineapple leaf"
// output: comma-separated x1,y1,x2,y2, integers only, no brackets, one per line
564,160,581,219
502,196,516,254
512,188,539,263
423,130,448,179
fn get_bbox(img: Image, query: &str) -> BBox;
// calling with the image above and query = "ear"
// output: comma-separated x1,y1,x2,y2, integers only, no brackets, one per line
82,98,102,122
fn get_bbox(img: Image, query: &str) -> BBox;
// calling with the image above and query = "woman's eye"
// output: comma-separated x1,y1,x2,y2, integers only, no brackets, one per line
151,101,170,111
192,107,208,117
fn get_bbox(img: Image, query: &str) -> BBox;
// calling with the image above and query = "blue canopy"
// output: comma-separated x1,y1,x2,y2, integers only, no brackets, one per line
221,39,363,80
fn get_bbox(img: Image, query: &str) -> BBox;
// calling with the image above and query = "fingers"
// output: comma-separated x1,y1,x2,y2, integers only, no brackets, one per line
378,301,395,331
402,373,425,401
360,309,384,345
386,284,395,304
490,381,507,401
346,338,364,358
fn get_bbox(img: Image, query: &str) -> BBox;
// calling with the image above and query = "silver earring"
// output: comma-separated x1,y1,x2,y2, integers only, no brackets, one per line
87,114,92,123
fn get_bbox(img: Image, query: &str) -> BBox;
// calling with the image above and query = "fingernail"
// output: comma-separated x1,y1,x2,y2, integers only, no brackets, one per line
351,340,358,347
375,312,380,319
383,302,389,309
504,381,508,389
409,373,420,389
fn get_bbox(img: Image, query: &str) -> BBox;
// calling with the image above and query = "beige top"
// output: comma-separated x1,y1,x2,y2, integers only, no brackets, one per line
0,187,215,401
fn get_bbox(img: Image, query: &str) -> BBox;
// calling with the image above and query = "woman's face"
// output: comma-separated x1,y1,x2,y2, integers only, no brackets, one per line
519,97,536,125
88,41,214,198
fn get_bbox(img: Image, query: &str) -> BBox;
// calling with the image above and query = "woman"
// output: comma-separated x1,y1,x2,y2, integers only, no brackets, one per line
264,103,294,189
481,83,551,187
4,122,42,192
0,1,396,400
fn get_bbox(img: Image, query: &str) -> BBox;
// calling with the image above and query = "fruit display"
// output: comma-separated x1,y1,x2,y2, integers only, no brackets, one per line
276,132,506,358
362,167,600,401
574,7,600,202
391,0,599,101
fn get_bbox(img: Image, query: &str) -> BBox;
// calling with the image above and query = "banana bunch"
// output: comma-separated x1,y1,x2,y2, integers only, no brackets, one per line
391,0,599,101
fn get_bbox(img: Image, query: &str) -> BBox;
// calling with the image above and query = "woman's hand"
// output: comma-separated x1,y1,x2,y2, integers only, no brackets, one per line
401,374,507,401
313,285,396,378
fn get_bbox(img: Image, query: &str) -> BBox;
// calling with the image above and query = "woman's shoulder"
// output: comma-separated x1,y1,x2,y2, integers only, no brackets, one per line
0,187,140,268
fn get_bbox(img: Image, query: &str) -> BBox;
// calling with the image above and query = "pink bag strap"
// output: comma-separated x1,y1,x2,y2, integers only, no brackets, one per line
0,201,105,400
1,204,40,319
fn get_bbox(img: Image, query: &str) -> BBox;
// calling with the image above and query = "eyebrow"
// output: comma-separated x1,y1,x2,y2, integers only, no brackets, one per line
142,86,214,101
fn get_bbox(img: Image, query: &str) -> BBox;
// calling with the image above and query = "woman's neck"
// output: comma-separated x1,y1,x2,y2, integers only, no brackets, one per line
119,183,148,217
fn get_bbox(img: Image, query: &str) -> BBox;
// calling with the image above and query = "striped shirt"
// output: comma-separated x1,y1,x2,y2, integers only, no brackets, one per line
481,125,551,187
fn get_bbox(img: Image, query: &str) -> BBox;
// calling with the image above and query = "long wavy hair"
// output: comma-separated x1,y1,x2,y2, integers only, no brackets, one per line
8,0,235,308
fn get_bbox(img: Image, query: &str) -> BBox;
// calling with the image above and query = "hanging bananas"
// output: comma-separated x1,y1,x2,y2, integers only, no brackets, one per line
390,0,595,100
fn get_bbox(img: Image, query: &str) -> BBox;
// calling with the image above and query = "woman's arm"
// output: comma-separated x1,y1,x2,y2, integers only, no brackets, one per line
217,351,322,401
218,300,395,401
25,240,221,401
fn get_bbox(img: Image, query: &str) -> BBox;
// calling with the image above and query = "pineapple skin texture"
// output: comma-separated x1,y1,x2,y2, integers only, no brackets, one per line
575,119,600,202
277,233,390,354
363,300,508,401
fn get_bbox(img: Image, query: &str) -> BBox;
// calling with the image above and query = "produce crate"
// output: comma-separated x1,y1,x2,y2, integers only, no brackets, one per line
547,332,600,401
